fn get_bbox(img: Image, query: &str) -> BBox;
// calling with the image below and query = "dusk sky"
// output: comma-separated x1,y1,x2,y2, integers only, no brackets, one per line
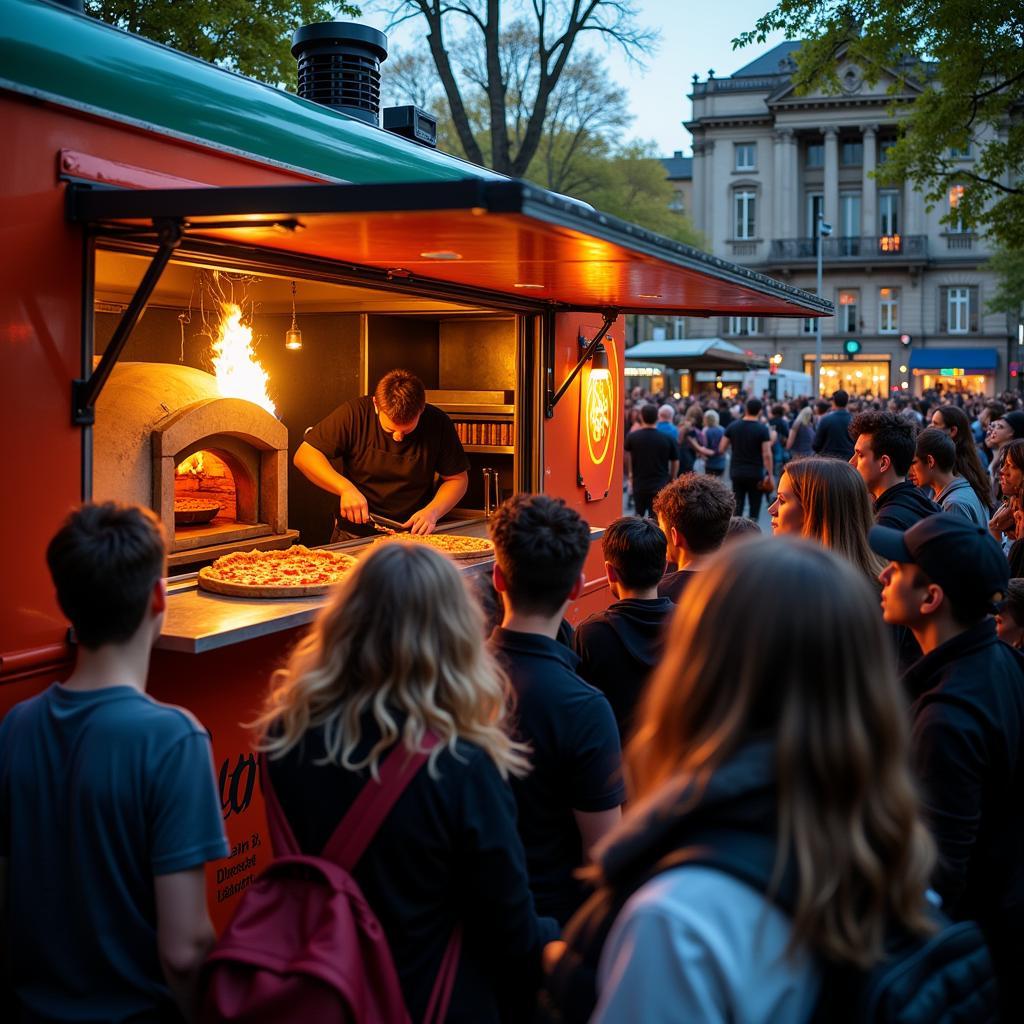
369,0,789,157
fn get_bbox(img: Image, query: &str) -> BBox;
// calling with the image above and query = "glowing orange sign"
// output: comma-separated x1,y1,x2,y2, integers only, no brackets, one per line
586,370,613,466
577,341,619,502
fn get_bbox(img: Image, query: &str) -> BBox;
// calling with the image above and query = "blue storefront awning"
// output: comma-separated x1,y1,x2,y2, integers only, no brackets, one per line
908,348,998,371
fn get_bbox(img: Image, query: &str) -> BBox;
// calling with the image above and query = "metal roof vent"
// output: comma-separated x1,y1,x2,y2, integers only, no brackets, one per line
291,22,388,126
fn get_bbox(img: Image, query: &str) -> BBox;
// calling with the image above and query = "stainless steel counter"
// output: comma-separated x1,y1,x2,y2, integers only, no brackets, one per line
156,518,497,654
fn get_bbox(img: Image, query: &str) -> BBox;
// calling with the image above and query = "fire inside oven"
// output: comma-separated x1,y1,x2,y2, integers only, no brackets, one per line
89,250,519,569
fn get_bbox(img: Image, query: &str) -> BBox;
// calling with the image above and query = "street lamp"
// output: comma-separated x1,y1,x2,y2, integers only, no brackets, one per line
814,213,833,397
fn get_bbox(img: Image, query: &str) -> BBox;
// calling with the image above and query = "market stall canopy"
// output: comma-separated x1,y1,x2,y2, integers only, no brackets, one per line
625,339,769,371
69,180,832,318
908,348,998,372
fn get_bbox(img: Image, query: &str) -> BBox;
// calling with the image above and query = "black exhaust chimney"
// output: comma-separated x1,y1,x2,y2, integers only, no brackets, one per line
291,22,388,126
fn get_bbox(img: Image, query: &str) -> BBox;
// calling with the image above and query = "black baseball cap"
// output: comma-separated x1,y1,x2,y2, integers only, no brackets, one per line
869,513,1008,608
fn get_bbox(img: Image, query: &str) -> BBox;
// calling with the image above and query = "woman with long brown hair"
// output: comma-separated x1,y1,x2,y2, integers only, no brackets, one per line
546,539,938,1022
250,541,554,1023
929,404,994,513
768,456,886,586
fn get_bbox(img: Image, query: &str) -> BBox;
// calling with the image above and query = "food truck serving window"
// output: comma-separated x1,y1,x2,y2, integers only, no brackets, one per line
68,179,832,318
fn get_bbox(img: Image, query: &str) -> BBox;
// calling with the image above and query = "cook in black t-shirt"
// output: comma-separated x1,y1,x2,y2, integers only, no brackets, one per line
294,372,469,540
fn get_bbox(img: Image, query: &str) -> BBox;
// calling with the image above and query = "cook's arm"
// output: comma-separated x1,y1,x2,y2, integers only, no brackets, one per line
405,472,469,534
293,441,369,524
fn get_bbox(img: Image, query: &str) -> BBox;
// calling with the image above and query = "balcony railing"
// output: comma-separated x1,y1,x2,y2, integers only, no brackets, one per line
768,235,928,261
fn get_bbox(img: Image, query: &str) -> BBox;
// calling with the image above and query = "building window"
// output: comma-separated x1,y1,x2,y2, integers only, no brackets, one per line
838,289,859,334
840,141,863,165
948,143,972,159
941,286,978,334
806,142,824,168
879,287,900,333
948,185,965,233
801,317,817,335
879,138,897,161
727,316,762,336
734,190,757,239
668,193,685,213
735,143,756,171
879,190,900,237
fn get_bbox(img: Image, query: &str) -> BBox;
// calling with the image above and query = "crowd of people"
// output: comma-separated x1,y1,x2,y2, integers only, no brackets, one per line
1,384,1023,1022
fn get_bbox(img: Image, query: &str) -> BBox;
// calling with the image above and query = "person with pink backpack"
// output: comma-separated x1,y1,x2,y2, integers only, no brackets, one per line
204,542,557,1023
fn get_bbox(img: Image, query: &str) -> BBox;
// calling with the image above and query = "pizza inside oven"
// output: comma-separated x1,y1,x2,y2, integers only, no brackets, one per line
197,545,358,598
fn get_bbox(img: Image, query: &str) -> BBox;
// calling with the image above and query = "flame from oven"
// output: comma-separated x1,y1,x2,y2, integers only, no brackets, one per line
177,451,206,476
210,303,276,416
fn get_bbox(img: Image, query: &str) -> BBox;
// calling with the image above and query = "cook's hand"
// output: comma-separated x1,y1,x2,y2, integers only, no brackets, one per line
338,482,369,525
404,507,439,535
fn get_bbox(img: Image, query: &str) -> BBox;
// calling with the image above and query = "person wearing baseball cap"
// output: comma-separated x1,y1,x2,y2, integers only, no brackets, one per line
870,512,1024,1016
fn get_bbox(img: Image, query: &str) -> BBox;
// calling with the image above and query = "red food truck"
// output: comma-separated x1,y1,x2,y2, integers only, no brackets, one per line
0,0,830,926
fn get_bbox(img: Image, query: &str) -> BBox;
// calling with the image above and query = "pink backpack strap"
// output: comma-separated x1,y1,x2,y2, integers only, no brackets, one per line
258,752,301,856
266,734,462,1022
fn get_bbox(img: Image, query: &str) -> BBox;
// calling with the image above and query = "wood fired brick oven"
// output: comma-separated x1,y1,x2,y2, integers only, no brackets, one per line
92,362,296,569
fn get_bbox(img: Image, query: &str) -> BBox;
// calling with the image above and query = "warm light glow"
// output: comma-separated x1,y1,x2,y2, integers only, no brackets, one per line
420,250,462,260
586,372,613,466
880,234,902,252
513,283,544,289
211,303,276,415
900,364,908,372
177,451,206,476
949,185,965,209
285,328,303,351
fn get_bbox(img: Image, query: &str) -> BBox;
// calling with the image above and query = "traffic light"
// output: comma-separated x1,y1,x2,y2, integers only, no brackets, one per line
899,333,912,347
843,339,861,360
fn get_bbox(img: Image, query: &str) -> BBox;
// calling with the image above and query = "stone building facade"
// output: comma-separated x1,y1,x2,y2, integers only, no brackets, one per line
679,42,1015,397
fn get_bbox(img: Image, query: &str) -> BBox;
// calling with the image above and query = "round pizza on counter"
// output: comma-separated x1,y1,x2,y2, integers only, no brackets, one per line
198,545,358,598
372,533,495,560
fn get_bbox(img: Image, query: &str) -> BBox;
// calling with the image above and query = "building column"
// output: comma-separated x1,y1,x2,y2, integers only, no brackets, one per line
772,130,785,242
691,139,706,235
823,126,839,229
861,125,877,239
773,128,795,240
703,139,716,247
784,131,799,238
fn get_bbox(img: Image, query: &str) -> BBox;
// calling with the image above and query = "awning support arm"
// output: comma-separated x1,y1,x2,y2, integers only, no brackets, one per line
72,218,183,426
546,309,618,418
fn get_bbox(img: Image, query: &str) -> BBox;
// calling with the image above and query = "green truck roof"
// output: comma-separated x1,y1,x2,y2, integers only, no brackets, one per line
0,0,502,184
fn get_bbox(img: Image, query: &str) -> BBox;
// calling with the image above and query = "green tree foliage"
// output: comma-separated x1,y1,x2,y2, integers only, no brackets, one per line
735,1,1024,249
85,0,359,87
988,247,1024,316
380,0,655,177
383,40,702,246
573,142,703,246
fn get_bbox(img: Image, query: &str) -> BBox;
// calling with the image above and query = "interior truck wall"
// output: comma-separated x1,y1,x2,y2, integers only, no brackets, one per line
366,315,440,390
0,92,319,700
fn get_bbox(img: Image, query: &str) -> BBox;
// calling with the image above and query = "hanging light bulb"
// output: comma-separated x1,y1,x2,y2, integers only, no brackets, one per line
285,280,302,350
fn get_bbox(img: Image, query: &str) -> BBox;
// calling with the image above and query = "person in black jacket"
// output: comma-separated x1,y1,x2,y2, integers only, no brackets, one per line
653,473,736,603
871,513,1024,1016
545,538,940,1023
811,389,855,460
573,517,675,738
255,541,557,1023
850,410,940,530
489,495,626,925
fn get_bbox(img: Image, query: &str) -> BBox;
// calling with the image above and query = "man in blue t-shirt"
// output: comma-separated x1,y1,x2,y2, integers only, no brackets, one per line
488,495,625,924
0,503,228,1023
